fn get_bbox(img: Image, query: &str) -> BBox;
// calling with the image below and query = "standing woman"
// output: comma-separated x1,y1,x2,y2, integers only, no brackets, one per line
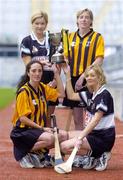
63,8,105,130
20,11,57,127
10,60,67,168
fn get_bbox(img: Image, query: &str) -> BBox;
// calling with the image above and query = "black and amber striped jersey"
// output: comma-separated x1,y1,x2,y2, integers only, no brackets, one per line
12,82,58,128
66,29,104,77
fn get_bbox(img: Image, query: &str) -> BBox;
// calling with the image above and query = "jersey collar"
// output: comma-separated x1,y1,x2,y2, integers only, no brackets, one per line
77,28,93,39
92,85,106,100
31,31,45,45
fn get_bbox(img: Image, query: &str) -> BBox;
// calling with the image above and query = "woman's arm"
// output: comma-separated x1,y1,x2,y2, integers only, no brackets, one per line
62,63,81,101
20,116,54,134
22,56,31,66
48,65,62,88
20,116,43,129
79,111,104,140
75,56,103,91
92,56,103,66
52,64,65,98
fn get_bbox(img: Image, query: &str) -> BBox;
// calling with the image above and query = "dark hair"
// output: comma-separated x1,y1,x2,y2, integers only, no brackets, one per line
16,60,43,93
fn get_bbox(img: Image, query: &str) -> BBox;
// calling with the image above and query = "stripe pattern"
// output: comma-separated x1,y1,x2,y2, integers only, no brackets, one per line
68,29,104,76
14,82,48,128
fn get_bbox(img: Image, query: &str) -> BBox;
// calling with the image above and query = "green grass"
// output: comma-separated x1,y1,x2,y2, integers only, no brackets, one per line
0,88,16,109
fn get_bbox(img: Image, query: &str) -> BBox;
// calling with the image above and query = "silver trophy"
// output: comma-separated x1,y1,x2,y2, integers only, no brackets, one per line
50,32,65,64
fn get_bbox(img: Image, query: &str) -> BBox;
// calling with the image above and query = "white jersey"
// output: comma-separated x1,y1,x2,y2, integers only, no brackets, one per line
79,85,115,130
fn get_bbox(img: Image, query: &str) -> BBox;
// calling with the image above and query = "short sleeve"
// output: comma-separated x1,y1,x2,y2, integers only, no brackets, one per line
79,88,92,106
95,35,105,58
20,36,31,57
42,84,58,102
96,92,113,114
16,90,32,117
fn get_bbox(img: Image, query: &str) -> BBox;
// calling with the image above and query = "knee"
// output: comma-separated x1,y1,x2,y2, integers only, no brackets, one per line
58,130,68,142
45,134,54,146
60,142,69,154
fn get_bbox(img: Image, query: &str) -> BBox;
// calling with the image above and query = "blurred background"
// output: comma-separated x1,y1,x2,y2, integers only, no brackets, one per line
0,0,123,119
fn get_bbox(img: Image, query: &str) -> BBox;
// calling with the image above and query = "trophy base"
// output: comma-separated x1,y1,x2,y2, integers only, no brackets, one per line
51,53,66,64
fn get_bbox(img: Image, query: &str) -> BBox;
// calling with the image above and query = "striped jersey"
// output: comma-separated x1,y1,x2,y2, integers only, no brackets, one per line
79,85,115,130
66,29,104,77
12,82,58,128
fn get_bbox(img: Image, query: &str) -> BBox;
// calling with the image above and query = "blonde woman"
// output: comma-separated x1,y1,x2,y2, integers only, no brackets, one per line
20,11,58,127
61,63,115,171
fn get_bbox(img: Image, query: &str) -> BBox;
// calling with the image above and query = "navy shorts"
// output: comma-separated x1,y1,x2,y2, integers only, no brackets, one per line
10,127,44,161
41,70,59,106
86,127,115,158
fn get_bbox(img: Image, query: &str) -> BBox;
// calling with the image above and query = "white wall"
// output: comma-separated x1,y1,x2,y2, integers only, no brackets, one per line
0,57,25,87
0,0,123,45
108,86,123,121
0,0,31,43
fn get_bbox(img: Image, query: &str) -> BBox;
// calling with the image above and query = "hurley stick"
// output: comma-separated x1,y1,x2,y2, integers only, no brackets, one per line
51,114,64,167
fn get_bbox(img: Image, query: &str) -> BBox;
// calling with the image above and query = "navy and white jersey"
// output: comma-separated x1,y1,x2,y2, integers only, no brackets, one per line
79,85,115,130
20,31,56,61
20,31,49,58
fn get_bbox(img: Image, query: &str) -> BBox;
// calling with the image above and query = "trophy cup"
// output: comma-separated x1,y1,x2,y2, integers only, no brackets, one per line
50,32,65,64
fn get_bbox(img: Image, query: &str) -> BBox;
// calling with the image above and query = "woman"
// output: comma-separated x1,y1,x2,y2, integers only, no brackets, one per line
20,11,58,127
63,8,105,130
10,60,67,168
61,63,115,171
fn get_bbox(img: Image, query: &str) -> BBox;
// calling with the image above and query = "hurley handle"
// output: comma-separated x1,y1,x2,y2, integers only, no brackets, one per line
51,114,57,127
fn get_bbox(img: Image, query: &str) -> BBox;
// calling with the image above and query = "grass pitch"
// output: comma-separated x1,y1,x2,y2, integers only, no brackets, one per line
0,88,16,109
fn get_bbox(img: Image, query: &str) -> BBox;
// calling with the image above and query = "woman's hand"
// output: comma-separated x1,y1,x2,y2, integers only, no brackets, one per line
33,56,52,67
51,64,61,75
43,127,54,133
48,79,57,88
61,63,70,75
75,137,83,149
75,73,85,91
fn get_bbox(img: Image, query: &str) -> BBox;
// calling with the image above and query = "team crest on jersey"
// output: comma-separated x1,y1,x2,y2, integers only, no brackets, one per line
32,46,38,53
32,99,37,105
88,99,95,110
91,103,96,111
40,96,45,102
71,41,76,47
86,41,91,47
101,98,104,105
88,99,93,106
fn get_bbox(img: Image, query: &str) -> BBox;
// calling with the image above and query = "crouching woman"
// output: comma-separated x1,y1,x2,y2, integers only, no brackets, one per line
61,63,115,171
10,60,67,168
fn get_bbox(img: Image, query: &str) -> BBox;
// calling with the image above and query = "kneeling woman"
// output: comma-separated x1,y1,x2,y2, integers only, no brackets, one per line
10,60,67,168
61,64,115,171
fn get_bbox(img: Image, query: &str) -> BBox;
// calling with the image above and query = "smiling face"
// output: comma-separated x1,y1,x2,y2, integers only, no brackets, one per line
85,69,99,91
77,10,93,30
28,62,43,84
84,65,106,92
32,17,47,35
